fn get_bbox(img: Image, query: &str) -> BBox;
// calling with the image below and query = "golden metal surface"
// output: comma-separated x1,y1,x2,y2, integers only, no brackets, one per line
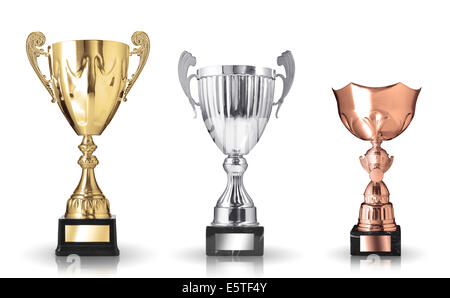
360,235,391,252
66,136,110,218
123,32,150,102
26,32,150,219
65,225,110,242
333,83,420,232
50,39,129,135
26,32,57,103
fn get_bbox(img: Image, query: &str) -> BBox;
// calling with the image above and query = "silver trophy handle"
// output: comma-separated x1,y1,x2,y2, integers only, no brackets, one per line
178,51,200,118
273,51,295,118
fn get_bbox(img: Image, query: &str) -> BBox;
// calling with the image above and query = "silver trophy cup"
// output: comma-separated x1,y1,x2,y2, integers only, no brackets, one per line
178,51,295,256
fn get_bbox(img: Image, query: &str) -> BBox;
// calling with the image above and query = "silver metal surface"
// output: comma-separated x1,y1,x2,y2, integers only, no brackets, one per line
213,156,257,226
198,73,274,156
178,51,200,117
273,51,295,117
178,50,295,227
197,65,275,78
215,233,255,251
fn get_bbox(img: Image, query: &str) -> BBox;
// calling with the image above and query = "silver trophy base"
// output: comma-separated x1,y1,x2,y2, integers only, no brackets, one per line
206,225,264,256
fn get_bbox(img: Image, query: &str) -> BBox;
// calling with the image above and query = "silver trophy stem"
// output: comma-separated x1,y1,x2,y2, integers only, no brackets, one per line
212,155,258,226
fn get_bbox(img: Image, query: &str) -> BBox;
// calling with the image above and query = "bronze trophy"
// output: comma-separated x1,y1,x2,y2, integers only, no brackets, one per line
333,82,420,256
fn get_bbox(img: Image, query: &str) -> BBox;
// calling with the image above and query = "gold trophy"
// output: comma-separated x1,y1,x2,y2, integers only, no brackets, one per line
26,31,150,256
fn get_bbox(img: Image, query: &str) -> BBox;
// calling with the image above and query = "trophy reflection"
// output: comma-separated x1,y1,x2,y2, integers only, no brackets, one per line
333,83,420,256
26,31,150,256
178,51,295,256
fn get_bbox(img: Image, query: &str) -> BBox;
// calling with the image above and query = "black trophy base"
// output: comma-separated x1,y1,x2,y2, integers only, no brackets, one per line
350,225,401,256
206,226,264,256
56,216,119,256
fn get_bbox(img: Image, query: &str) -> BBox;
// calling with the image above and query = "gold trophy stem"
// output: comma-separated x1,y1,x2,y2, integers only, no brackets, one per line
65,136,111,219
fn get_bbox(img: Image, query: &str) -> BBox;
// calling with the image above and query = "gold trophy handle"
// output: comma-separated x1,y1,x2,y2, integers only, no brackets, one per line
122,31,150,102
26,32,56,103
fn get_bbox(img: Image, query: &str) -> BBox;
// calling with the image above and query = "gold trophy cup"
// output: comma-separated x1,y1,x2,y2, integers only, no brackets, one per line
26,31,150,256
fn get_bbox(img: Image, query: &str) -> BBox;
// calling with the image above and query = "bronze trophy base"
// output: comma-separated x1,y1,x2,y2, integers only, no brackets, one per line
350,225,401,256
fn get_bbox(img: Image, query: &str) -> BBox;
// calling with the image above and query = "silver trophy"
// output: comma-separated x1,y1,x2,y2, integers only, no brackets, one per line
178,51,295,256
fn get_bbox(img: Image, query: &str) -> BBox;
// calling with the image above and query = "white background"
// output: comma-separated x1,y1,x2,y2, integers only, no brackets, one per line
0,0,448,277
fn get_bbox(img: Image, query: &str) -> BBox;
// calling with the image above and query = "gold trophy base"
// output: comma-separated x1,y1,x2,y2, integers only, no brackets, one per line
56,216,119,256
